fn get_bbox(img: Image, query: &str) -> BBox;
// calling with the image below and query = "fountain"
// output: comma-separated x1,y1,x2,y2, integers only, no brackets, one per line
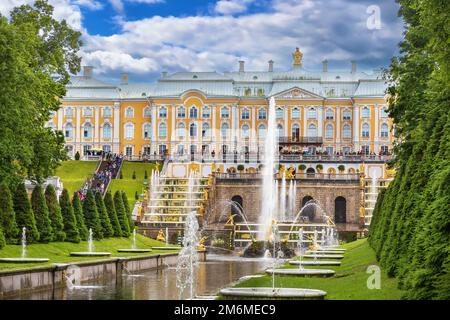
118,228,152,253
279,172,286,222
70,228,111,257
0,227,50,263
176,210,200,300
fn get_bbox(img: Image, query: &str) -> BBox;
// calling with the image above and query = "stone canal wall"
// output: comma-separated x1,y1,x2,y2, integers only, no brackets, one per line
0,251,206,298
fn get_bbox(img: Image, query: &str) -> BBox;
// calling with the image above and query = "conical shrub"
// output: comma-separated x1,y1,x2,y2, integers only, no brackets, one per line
13,183,39,243
0,184,19,243
31,185,53,243
114,191,129,237
45,184,66,242
59,189,80,243
72,192,88,241
104,192,122,237
95,192,114,238
82,189,103,239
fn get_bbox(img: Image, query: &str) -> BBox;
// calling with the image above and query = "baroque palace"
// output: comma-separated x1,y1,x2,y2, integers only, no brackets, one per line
51,48,393,161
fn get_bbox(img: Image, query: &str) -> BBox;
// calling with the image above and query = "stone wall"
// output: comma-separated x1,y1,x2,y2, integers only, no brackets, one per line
207,177,362,232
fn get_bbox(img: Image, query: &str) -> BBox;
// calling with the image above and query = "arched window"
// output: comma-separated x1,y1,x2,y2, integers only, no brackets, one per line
343,109,351,120
241,108,250,120
343,124,351,138
177,106,186,118
276,108,284,119
258,124,266,139
221,123,229,139
65,107,74,118
143,106,151,117
292,107,300,119
159,107,167,118
326,109,334,120
177,122,186,138
102,123,112,139
291,124,300,141
242,124,250,138
202,106,210,118
83,123,92,138
84,107,93,117
230,195,244,222
308,108,317,119
301,196,315,222
189,107,198,119
189,123,197,137
125,107,134,118
307,123,317,137
124,123,134,139
64,123,73,139
258,108,267,120
380,123,389,138
325,124,334,139
143,123,152,139
335,197,346,223
277,124,283,137
362,123,370,138
221,107,229,119
202,122,210,138
362,107,370,118
158,123,167,138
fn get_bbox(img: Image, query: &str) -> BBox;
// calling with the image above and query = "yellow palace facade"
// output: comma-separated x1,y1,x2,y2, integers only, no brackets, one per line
49,49,393,161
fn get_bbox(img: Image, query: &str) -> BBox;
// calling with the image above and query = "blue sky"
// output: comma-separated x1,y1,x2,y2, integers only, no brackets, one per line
1,0,404,83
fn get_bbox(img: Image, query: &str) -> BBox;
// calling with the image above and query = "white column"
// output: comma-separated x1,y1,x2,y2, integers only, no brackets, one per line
57,109,63,130
374,105,379,153
336,107,340,151
303,106,308,137
113,102,120,154
317,106,323,137
152,104,157,154
94,106,99,147
76,107,81,153
212,104,216,152
353,105,359,151
232,105,238,150
284,106,289,136
171,105,176,156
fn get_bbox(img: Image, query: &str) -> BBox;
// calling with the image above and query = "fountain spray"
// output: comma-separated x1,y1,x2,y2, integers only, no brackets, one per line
21,227,26,258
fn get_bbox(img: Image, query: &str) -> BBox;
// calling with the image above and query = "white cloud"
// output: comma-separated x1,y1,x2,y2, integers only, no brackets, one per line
73,0,103,11
214,0,254,15
127,0,165,3
109,0,124,14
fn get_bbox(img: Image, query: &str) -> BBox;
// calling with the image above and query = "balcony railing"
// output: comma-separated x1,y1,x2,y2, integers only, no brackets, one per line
278,136,323,144
215,172,360,181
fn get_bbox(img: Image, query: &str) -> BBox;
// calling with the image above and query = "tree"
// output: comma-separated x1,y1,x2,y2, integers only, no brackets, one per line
75,151,80,161
114,191,129,237
135,191,139,200
144,170,148,180
0,184,19,243
82,189,103,239
59,189,80,243
45,184,66,242
0,226,5,249
31,185,53,242
95,192,113,238
13,183,39,243
132,171,136,180
122,191,134,232
104,192,122,237
0,0,81,185
72,192,88,241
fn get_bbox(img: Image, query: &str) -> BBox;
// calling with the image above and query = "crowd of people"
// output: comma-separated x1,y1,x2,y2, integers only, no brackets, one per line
77,153,123,200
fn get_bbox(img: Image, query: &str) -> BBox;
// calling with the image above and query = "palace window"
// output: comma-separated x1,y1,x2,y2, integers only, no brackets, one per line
83,145,92,156
258,124,266,139
83,123,92,138
221,107,230,119
362,123,370,138
143,123,152,139
258,108,267,120
241,108,250,120
159,123,167,138
103,145,111,153
202,123,210,138
143,106,152,117
343,124,351,138
159,144,167,155
308,108,317,119
177,122,185,138
189,123,197,137
325,124,334,139
159,107,167,118
103,107,112,117
102,123,112,139
361,145,370,155
242,124,250,138
202,106,210,118
292,108,300,119
65,107,74,118
84,107,93,117
189,107,198,119
177,106,186,118
380,123,389,138
221,123,229,139
276,108,284,119
64,123,73,139
343,110,351,120
326,109,334,120
380,107,389,118
143,146,151,155
291,124,300,141
381,145,389,154
125,107,134,118
362,107,370,118
125,146,133,157
125,123,134,139
307,123,317,137
277,124,283,137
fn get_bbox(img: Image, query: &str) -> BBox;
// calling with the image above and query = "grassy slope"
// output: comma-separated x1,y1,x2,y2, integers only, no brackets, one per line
0,234,177,271
234,239,404,300
109,161,157,205
55,161,98,195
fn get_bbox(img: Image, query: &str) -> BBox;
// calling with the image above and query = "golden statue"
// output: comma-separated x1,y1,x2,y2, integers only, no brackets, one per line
225,214,236,226
292,47,303,67
199,202,205,216
278,165,286,179
198,236,208,251
286,166,295,179
156,229,166,242
204,189,209,200
211,162,216,173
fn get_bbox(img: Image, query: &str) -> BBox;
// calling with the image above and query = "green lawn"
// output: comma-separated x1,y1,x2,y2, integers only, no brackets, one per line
55,160,98,195
109,161,159,205
0,234,178,271
231,239,404,300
